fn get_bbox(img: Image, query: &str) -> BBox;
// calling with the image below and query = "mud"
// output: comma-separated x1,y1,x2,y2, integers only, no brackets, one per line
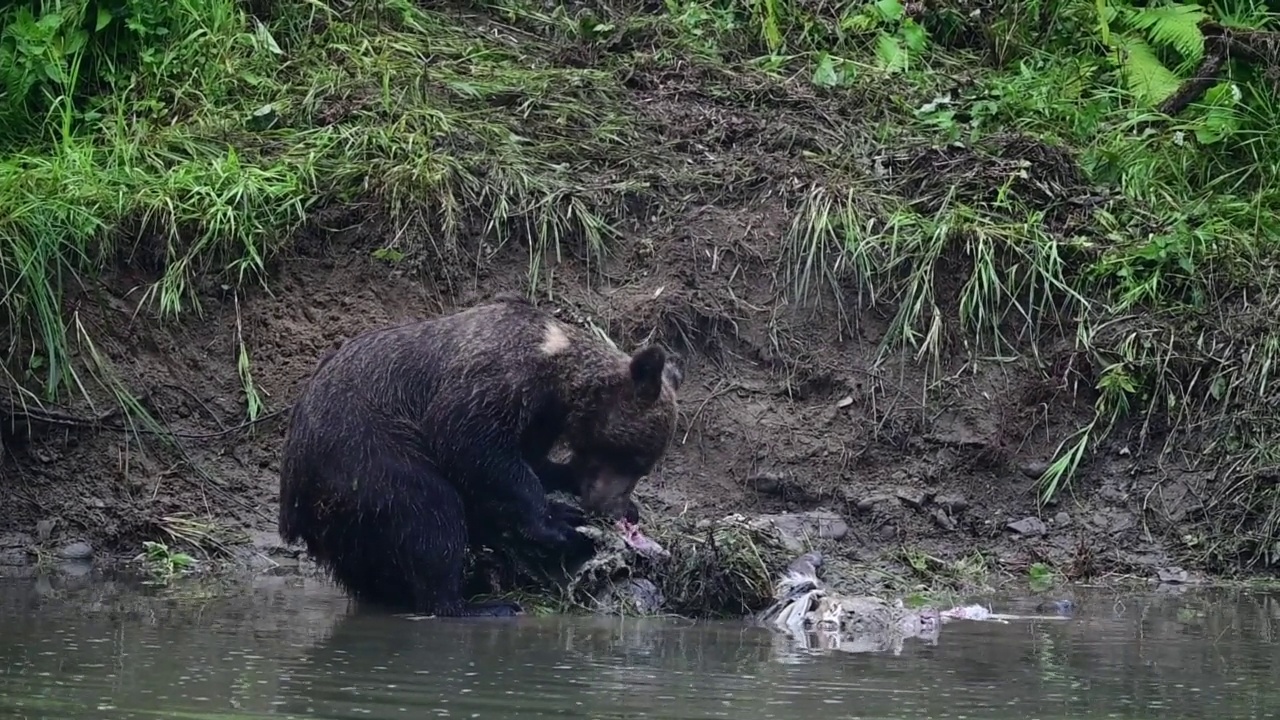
0,54,1204,593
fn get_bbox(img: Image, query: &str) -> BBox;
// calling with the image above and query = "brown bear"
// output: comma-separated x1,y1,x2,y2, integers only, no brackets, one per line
278,294,682,617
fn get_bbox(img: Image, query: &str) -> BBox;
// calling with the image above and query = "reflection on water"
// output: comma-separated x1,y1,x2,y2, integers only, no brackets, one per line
2,572,1280,719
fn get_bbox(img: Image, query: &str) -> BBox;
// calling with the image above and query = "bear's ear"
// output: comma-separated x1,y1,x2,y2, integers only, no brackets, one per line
629,345,668,405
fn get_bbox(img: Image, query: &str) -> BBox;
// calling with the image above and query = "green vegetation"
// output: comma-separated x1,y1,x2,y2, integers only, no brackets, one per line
4,0,1280,573
138,539,197,584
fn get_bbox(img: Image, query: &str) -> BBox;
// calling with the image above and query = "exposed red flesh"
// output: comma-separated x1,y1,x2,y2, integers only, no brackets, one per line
615,519,670,559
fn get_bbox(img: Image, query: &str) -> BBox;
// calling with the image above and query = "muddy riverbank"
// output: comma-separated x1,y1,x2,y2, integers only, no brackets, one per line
0,193,1212,595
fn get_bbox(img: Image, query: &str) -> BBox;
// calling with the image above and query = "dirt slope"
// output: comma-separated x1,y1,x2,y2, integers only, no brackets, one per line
0,56,1197,588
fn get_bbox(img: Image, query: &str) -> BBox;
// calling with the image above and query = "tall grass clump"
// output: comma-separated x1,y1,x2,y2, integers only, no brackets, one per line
2,0,318,399
0,0,643,403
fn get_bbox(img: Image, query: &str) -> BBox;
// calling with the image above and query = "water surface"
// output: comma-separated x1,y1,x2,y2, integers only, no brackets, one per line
2,572,1279,719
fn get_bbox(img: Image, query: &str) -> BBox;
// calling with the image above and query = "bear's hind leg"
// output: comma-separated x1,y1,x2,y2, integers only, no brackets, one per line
310,454,521,618
391,461,523,618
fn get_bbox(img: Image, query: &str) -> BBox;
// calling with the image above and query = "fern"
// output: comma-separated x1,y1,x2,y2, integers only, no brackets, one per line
1115,33,1182,105
875,31,907,72
1123,2,1207,65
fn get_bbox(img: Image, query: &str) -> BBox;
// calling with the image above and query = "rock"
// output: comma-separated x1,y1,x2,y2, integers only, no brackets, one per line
929,509,955,531
56,542,94,560
57,559,93,577
1146,479,1191,522
1035,599,1075,616
1019,460,1049,479
35,519,56,543
249,530,298,558
856,494,892,511
1099,485,1127,503
0,549,29,566
894,488,927,509
0,533,33,549
1006,517,1046,537
1087,508,1135,535
934,494,967,512
1156,566,1189,584
745,471,784,495
607,578,665,614
753,511,850,553
1052,512,1071,527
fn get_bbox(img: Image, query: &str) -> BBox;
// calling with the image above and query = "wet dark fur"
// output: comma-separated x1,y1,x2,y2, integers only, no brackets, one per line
278,295,682,617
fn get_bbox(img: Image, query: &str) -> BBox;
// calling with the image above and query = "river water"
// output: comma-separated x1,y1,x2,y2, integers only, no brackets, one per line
1,572,1279,719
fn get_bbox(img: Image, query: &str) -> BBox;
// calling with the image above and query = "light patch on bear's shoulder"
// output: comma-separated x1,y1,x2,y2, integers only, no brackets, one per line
539,320,572,356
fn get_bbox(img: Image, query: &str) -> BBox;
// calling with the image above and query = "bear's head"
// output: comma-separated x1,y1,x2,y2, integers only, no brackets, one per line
565,345,683,520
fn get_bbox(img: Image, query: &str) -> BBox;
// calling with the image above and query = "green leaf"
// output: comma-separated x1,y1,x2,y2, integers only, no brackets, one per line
874,0,905,21
64,28,88,56
1123,3,1207,64
811,53,841,87
875,32,907,73
900,18,927,52
95,8,113,32
1193,81,1241,144
1115,33,1180,106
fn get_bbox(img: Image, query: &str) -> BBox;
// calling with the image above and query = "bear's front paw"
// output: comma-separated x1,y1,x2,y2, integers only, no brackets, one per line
522,514,585,550
548,499,587,530
561,527,598,566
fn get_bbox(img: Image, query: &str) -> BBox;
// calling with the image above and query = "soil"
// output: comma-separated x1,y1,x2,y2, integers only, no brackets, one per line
0,54,1204,591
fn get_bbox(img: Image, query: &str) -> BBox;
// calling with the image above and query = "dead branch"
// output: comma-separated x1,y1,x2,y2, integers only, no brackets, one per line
1159,20,1280,118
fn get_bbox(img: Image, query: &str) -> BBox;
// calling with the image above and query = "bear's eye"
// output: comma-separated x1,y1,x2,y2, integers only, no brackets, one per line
613,454,654,479
594,447,652,479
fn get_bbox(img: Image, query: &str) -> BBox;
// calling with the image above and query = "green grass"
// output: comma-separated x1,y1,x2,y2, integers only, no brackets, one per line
5,0,1280,572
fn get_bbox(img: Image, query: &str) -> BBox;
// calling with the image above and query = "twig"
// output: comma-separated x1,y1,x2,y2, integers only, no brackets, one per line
2,397,289,442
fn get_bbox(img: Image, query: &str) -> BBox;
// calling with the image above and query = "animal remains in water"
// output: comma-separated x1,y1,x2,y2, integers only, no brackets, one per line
757,551,1070,655
278,294,681,618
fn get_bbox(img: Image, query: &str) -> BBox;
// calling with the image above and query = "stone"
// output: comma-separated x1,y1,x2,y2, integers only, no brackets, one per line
1052,511,1071,527
1019,460,1049,479
56,542,94,560
609,578,665,614
856,494,892,511
934,494,967,512
35,520,56,543
0,533,33,549
0,549,29,566
753,511,850,553
1006,517,1046,537
249,530,298,558
929,509,955,531
57,559,93,577
894,488,927,509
